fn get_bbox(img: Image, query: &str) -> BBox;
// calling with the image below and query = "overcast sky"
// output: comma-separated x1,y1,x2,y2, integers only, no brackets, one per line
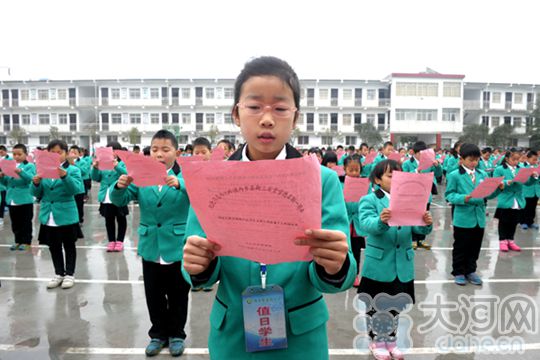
1,0,539,84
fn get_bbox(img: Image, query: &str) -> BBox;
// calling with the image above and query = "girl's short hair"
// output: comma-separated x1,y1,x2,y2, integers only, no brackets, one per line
369,159,402,183
321,151,338,167
343,154,362,170
459,143,481,159
106,141,122,150
47,139,68,153
233,56,301,115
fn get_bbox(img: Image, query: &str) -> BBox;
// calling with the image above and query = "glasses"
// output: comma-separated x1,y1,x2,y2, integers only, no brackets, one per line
237,102,297,118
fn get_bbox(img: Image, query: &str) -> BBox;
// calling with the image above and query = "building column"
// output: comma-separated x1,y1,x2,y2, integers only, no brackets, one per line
390,133,395,143
436,133,442,149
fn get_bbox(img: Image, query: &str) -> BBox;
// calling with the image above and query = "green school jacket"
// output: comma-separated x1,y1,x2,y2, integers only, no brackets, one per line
476,158,493,175
493,164,536,209
91,161,127,202
445,166,500,228
444,154,459,174
109,162,190,263
520,163,540,198
182,144,356,360
31,163,84,226
401,156,443,179
0,161,36,205
75,157,91,180
360,155,372,178
357,190,432,283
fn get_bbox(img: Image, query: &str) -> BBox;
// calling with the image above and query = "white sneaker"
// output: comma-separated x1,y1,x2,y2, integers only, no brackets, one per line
61,276,75,289
47,275,64,289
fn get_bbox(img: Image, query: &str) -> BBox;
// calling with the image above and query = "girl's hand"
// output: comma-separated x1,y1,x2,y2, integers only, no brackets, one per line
465,195,472,203
380,208,391,224
183,236,221,275
423,211,433,226
116,175,133,189
295,229,348,275
507,180,513,186
498,183,505,190
14,168,22,174
166,175,180,189
33,175,42,185
58,168,67,178
93,160,99,169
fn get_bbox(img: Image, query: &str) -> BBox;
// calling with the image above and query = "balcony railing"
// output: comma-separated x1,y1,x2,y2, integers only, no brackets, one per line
378,99,391,107
463,100,481,110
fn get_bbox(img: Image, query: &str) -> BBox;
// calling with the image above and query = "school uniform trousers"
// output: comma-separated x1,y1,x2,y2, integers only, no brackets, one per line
8,204,34,245
521,196,538,226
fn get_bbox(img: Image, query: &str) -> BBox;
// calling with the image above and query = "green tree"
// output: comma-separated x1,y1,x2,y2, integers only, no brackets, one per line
289,127,301,146
206,125,220,146
355,123,382,146
9,127,27,144
488,124,515,148
128,127,141,145
49,126,60,140
459,124,489,145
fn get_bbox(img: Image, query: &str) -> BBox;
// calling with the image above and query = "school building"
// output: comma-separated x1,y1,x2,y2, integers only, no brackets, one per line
0,71,538,150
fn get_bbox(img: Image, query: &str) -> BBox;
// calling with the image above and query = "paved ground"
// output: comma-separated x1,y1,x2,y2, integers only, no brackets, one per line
1,185,539,359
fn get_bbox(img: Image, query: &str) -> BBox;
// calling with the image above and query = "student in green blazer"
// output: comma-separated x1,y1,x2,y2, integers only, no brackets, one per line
401,141,441,250
0,144,36,250
519,151,540,230
477,147,493,176
69,145,87,226
357,159,433,360
81,148,93,198
0,144,12,225
493,148,538,252
182,57,355,360
371,141,394,169
110,130,191,357
91,141,129,252
445,144,502,286
443,141,462,180
32,140,84,290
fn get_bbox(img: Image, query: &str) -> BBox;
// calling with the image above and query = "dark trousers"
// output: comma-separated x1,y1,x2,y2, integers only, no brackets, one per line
142,260,191,340
75,193,85,224
351,236,365,275
521,196,538,226
49,238,77,276
83,179,91,195
8,204,34,245
105,214,127,243
0,190,6,219
413,203,431,243
451,226,484,276
498,208,520,240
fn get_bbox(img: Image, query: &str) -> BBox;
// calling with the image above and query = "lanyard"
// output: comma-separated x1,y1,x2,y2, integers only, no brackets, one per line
260,263,267,289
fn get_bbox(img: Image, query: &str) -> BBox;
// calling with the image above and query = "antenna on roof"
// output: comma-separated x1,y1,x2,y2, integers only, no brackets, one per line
424,67,439,74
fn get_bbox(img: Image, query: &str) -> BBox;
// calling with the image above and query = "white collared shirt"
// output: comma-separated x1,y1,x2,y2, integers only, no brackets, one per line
507,165,520,209
241,145,287,162
380,188,391,201
462,165,476,182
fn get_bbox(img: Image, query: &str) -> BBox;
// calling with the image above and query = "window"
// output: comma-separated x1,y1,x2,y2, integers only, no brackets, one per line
319,113,328,126
50,89,57,100
319,89,328,100
129,88,141,99
492,92,501,103
39,136,50,144
396,82,438,97
298,136,309,145
205,88,215,99
59,114,68,124
111,88,120,99
20,89,29,100
481,116,489,127
321,136,333,145
342,114,352,126
504,116,512,125
443,82,461,97
0,136,6,145
367,89,376,100
206,113,215,124
306,113,314,131
514,117,522,127
345,136,357,145
61,136,73,143
343,89,352,101
514,93,523,104
150,88,159,99
182,113,191,124
417,109,437,121
395,109,437,121
57,89,67,100
442,108,460,121
224,135,236,143
224,113,233,124
172,113,179,124
182,88,191,99
130,113,141,124
491,116,500,127
38,89,49,100
366,114,375,124
216,87,223,99
39,114,50,125
111,113,122,124
224,88,234,99
178,135,189,144
151,113,160,124
22,114,30,125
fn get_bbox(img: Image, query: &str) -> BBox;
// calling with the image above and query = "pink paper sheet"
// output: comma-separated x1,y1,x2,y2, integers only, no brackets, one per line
0,159,20,178
113,150,133,163
34,150,61,179
211,147,225,161
514,167,538,183
364,152,377,165
388,171,434,226
27,154,34,163
123,155,168,187
95,147,115,170
388,152,402,162
181,155,322,264
332,165,345,176
418,149,436,171
343,176,370,202
177,155,205,166
470,177,503,198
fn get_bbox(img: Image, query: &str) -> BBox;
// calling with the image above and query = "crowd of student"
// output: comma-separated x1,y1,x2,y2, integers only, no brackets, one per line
0,56,538,360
